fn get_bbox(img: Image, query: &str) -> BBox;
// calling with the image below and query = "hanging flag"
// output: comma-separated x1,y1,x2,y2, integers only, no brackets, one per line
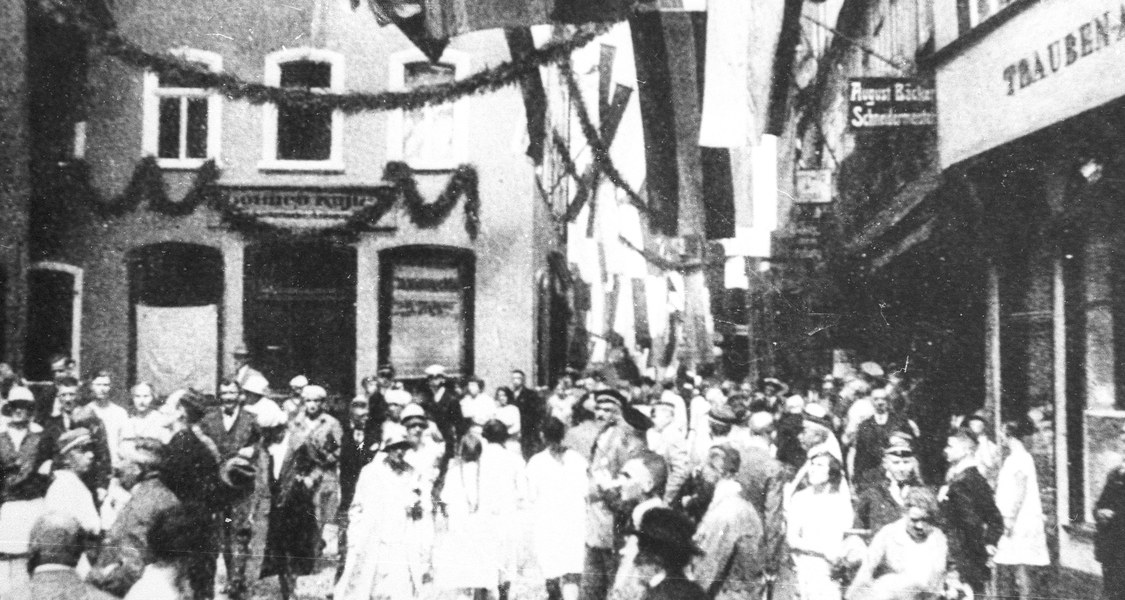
698,0,752,148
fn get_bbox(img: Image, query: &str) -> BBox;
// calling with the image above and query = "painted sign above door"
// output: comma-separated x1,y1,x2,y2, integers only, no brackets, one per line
216,185,398,229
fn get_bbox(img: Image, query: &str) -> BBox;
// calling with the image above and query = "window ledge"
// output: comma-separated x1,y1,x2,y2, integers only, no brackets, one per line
1062,522,1096,541
256,159,346,174
157,158,214,170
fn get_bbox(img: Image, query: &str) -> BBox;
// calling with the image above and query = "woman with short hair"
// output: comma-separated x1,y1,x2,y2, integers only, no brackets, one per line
993,415,1050,599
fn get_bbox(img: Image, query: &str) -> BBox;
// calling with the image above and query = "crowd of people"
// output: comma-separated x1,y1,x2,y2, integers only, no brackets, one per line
0,348,1101,600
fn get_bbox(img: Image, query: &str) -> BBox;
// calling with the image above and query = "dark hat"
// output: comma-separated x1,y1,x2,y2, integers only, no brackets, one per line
593,389,627,408
56,428,93,457
622,404,653,432
232,345,251,358
633,507,702,567
219,456,257,493
762,377,789,395
707,405,740,425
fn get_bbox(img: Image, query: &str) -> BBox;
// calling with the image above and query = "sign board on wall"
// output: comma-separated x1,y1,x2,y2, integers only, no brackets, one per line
216,185,397,228
848,78,936,129
796,169,834,204
386,263,467,378
936,0,1125,167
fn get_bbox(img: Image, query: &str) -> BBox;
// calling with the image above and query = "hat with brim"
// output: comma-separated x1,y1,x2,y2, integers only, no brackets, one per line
220,456,257,494
57,428,93,457
593,389,627,408
385,389,412,406
884,430,915,457
860,361,885,379
762,377,789,395
622,404,653,432
802,404,834,431
632,507,703,565
424,364,446,377
381,427,412,451
400,403,429,427
242,373,270,397
708,405,740,426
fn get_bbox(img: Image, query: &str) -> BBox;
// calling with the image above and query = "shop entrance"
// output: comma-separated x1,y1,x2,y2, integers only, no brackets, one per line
245,242,356,396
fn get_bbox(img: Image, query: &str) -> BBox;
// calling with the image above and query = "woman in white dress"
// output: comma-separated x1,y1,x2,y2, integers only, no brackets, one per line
994,415,1050,599
787,448,853,600
526,418,587,600
493,387,522,455
459,378,496,439
120,383,171,443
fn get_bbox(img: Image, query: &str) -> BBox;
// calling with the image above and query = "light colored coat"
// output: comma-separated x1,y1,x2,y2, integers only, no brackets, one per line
526,447,588,579
993,440,1050,566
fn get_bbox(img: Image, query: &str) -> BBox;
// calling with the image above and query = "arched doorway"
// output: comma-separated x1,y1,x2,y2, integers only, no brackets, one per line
244,241,356,396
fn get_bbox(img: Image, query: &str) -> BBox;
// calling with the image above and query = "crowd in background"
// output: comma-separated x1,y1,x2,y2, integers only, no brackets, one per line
1,347,1119,600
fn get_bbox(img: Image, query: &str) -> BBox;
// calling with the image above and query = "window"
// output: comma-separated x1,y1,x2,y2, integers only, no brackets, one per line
261,49,345,171
142,49,222,168
388,50,469,170
960,0,1017,31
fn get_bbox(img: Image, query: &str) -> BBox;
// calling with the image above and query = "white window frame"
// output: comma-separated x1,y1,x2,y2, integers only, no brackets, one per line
260,48,346,172
968,0,1015,29
387,49,470,171
29,262,84,377
142,48,223,169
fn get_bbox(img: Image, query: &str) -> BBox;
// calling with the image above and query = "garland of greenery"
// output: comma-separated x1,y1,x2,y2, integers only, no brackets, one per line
33,0,610,114
40,157,480,239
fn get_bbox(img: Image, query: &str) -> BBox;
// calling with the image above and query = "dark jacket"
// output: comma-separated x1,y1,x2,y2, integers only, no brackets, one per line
162,428,222,507
419,384,464,461
339,417,380,514
642,573,708,600
738,443,788,573
39,408,113,492
852,414,911,481
514,386,544,459
940,464,1003,589
1096,464,1125,564
262,429,318,578
774,413,806,473
0,424,50,502
88,475,182,596
200,406,259,461
853,476,924,537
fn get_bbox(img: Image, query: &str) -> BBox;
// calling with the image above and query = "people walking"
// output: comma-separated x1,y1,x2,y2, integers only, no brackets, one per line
994,416,1051,599
527,418,587,600
786,447,853,600
939,426,1004,596
691,443,764,600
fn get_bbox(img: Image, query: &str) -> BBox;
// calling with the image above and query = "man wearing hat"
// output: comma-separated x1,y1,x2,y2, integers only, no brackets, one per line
646,396,689,505
607,451,670,600
845,431,925,567
401,403,442,499
681,404,744,521
39,376,114,499
337,393,380,583
232,344,266,390
631,507,707,600
418,364,464,480
693,443,764,600
297,385,343,558
44,428,101,538
0,386,51,599
335,429,429,600
580,388,645,600
240,372,274,417
88,437,181,596
200,378,261,600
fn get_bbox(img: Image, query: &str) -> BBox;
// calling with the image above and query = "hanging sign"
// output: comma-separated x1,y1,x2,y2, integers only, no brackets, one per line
387,263,468,378
848,78,936,129
796,169,834,204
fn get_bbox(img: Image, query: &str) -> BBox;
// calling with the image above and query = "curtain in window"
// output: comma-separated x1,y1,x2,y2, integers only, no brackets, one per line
136,304,218,395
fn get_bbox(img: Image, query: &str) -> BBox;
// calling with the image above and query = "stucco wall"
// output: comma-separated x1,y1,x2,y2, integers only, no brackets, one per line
46,0,541,394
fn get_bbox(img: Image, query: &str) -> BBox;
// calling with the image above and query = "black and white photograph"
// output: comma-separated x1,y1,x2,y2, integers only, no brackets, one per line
0,0,1120,598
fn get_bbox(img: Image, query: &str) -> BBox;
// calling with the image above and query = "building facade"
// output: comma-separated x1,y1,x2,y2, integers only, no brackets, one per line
26,0,554,396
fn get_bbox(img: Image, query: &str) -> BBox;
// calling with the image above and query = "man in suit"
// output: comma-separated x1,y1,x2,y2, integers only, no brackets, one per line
632,508,707,600
232,345,266,390
261,400,317,600
336,393,379,582
27,512,117,600
1096,420,1125,600
511,369,544,459
740,411,788,587
200,378,259,600
297,385,343,557
939,427,1003,596
418,364,463,480
38,377,113,499
692,444,764,600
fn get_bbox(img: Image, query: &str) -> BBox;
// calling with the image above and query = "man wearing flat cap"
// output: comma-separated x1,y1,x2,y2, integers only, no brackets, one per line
418,364,463,482
580,389,645,600
38,376,113,499
298,385,343,558
89,437,181,596
45,427,101,538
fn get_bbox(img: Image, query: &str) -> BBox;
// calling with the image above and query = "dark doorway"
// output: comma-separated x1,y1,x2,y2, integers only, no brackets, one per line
245,242,356,396
26,267,75,381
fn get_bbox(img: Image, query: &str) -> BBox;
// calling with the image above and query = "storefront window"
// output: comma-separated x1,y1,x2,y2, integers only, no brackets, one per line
378,246,475,381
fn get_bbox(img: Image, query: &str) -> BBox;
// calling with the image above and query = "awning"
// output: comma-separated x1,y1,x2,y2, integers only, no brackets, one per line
844,169,945,257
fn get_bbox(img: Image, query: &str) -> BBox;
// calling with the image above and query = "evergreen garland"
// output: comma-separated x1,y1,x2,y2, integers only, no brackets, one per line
383,162,481,239
33,0,610,114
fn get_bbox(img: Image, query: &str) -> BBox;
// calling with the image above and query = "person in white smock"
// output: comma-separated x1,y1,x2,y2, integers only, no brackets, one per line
993,416,1050,600
526,417,588,600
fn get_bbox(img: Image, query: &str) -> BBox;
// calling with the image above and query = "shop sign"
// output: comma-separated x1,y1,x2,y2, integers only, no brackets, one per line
796,169,834,204
773,227,823,261
387,263,467,378
216,185,397,227
848,78,936,129
936,0,1125,167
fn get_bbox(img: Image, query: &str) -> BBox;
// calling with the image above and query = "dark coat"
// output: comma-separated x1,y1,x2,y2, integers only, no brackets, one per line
852,414,911,480
0,424,50,502
738,443,788,573
1096,464,1125,564
261,430,319,578
39,408,113,492
88,475,182,597
419,384,464,460
200,406,259,461
162,428,222,507
774,413,806,473
514,386,544,459
940,465,1003,589
853,477,923,537
339,417,380,516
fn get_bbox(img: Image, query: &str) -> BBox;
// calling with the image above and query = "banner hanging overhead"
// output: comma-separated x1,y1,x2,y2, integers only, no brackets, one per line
848,78,936,129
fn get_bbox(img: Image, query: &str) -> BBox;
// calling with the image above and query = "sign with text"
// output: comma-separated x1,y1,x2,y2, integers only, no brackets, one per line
217,185,397,228
387,263,466,378
796,169,834,204
848,78,936,129
936,0,1125,167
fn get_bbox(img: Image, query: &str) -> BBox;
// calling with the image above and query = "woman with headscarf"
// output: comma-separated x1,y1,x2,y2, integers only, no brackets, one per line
787,447,853,600
993,416,1050,599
